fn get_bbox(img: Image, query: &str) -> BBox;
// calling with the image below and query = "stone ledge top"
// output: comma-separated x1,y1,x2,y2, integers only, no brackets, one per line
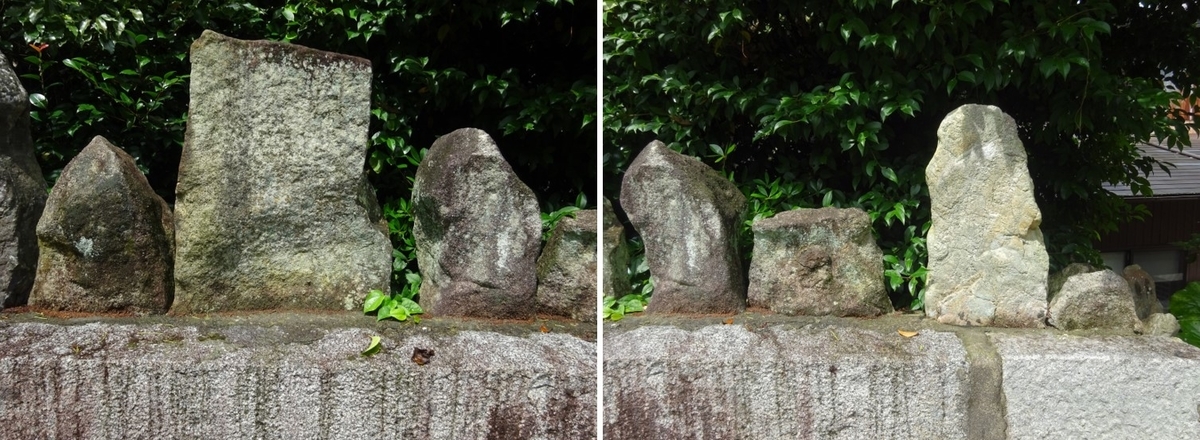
0,310,596,343
605,311,1184,343
192,29,370,70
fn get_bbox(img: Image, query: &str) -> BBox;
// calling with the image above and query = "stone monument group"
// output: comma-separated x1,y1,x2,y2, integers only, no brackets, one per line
0,32,1177,335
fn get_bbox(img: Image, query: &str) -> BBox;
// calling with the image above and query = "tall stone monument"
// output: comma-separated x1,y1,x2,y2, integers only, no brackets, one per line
0,49,47,309
173,31,391,313
925,104,1048,327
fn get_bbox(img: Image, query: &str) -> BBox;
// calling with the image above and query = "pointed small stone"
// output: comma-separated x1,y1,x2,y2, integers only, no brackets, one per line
30,136,173,313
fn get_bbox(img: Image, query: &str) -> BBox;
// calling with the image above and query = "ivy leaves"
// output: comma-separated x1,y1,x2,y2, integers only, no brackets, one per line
363,273,424,323
1170,283,1200,348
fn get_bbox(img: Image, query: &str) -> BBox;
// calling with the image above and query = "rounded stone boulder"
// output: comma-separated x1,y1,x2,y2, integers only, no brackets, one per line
411,128,541,319
1048,269,1141,331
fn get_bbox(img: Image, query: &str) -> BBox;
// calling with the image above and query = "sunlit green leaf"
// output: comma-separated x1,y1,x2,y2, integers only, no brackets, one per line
361,335,382,356
363,289,388,313
29,93,46,109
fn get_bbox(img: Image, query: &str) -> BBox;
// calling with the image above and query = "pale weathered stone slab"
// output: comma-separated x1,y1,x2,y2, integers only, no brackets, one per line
537,209,598,322
993,333,1200,438
748,207,892,317
30,136,173,313
412,128,540,319
925,104,1048,327
173,30,391,313
0,49,47,309
620,141,746,313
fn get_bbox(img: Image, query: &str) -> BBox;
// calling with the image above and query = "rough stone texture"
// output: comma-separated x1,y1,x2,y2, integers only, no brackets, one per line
925,104,1049,327
747,208,892,317
0,318,595,439
1048,262,1097,301
536,209,597,322
0,49,47,309
412,128,540,319
620,141,747,313
605,315,1200,439
1048,269,1141,331
1123,264,1163,319
994,333,1200,439
1144,312,1180,336
604,321,971,439
29,136,174,314
173,30,391,313
601,199,630,298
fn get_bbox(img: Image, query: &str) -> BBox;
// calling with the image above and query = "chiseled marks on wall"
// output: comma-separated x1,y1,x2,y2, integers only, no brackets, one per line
605,324,970,439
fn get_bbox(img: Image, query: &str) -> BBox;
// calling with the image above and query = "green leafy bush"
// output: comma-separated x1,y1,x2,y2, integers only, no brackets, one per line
603,0,1198,310
1170,282,1200,347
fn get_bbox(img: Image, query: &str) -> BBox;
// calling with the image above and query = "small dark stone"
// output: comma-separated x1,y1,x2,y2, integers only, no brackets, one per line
537,209,598,322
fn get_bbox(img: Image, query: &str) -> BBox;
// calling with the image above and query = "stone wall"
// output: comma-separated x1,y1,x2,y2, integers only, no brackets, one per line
605,315,1200,439
0,314,596,439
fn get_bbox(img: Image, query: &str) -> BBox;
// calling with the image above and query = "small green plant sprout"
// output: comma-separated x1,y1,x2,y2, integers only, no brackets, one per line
361,335,382,357
604,293,648,321
1169,282,1200,348
362,272,424,323
541,193,588,241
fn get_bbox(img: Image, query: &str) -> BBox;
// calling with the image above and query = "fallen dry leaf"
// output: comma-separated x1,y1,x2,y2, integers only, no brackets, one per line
412,347,434,366
897,329,919,338
539,324,549,333
722,318,734,325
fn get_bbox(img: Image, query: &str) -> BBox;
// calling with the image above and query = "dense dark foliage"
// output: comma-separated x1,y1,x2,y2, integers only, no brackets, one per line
604,0,1200,309
1,0,596,293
